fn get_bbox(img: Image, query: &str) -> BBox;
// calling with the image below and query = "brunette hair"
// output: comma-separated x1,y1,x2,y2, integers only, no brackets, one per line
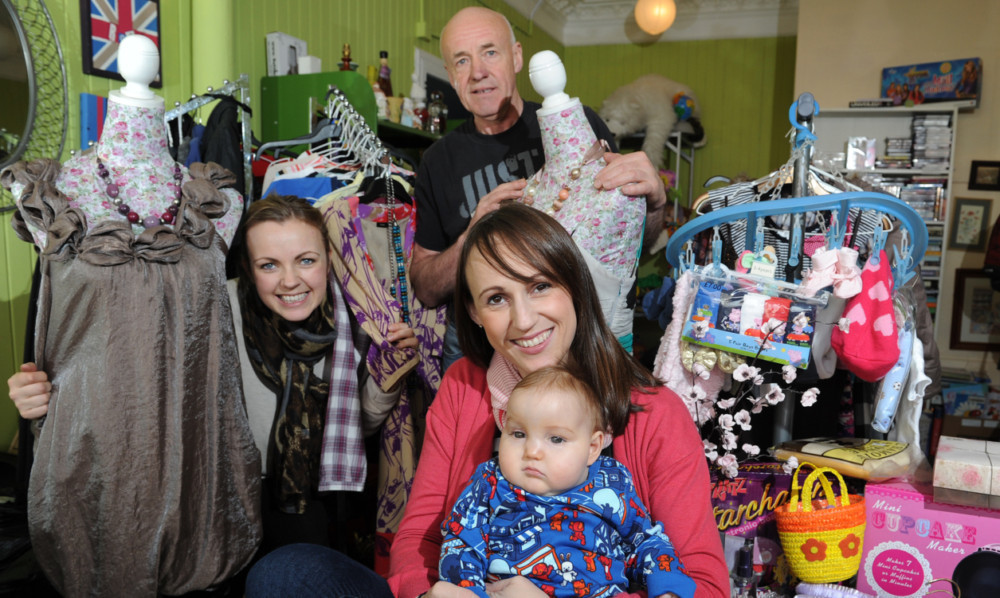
237,194,332,284
513,365,604,431
455,202,659,436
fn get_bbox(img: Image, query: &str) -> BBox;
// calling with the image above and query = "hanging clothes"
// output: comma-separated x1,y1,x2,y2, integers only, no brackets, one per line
319,190,446,575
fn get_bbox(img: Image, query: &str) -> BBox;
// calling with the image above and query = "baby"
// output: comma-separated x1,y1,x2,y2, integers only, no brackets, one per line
439,366,695,598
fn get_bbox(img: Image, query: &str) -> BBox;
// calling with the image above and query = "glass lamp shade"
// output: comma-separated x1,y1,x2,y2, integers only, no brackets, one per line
634,0,677,36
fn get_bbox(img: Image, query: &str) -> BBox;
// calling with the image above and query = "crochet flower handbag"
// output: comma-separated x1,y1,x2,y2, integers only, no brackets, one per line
776,462,866,583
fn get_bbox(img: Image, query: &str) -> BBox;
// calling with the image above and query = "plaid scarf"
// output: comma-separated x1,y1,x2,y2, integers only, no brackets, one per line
238,278,337,514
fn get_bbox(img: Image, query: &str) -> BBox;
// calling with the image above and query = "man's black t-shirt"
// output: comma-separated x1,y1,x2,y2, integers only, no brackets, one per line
414,101,617,252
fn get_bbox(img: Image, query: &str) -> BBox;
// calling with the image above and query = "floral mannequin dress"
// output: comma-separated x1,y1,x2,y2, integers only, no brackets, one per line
1,99,261,597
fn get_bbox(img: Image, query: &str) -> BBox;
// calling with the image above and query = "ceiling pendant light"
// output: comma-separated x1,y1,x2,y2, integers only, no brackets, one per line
634,0,677,36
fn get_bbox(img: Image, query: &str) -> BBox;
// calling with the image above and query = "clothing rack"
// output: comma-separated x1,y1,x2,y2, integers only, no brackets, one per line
166,73,252,201
664,93,929,445
256,85,390,177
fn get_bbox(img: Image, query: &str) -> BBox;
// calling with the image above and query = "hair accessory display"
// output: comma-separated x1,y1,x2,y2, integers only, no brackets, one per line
95,155,182,228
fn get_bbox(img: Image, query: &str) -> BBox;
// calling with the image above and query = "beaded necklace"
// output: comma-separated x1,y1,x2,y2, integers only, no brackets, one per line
383,175,410,325
95,156,183,229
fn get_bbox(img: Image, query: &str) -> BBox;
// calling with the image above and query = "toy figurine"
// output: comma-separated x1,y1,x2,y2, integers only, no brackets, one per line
373,83,389,119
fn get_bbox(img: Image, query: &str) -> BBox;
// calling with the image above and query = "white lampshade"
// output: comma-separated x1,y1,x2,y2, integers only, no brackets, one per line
634,0,677,36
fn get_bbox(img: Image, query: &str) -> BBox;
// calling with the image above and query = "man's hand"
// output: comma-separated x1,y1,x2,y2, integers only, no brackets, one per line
595,151,668,210
410,179,528,308
469,179,528,227
595,151,668,244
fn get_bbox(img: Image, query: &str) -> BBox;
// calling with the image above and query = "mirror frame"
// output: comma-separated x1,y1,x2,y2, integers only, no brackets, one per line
1,0,66,210
0,0,35,170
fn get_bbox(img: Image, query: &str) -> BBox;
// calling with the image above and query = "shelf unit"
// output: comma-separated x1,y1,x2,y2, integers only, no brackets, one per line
619,130,698,221
813,102,971,332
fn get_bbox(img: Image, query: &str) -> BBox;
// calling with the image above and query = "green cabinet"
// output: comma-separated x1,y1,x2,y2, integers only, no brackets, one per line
260,71,378,145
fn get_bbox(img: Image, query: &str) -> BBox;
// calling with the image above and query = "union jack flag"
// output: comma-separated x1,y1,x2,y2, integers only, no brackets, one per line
88,0,160,73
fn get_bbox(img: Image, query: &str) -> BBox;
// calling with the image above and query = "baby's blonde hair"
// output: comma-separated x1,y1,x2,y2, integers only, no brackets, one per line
512,365,605,431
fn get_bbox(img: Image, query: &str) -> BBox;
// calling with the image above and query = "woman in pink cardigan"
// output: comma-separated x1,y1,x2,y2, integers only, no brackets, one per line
244,203,727,597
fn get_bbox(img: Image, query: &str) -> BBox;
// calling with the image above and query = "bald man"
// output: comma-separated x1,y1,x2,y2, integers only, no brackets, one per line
412,7,667,370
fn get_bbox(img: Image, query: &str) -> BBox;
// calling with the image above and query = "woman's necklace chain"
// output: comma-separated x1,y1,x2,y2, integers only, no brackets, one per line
95,156,183,229
383,176,410,325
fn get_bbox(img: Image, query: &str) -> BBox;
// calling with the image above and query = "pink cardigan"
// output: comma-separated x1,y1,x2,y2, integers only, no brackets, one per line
387,358,728,598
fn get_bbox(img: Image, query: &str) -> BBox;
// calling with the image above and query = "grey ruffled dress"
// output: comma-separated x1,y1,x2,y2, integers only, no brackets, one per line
2,159,262,597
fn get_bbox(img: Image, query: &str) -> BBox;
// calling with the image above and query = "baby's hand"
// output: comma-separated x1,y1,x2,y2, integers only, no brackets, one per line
485,576,548,597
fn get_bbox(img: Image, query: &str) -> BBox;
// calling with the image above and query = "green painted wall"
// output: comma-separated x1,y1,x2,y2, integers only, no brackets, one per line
0,0,796,452
565,36,798,204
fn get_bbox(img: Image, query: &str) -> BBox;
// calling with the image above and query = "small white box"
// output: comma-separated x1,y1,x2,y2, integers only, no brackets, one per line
266,32,308,76
845,136,876,170
298,55,322,75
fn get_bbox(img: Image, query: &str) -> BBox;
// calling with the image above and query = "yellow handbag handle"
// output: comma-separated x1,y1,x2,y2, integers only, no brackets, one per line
787,461,819,511
800,467,851,511
788,462,851,512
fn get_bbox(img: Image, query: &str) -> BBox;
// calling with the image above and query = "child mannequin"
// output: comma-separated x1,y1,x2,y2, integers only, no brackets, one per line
439,366,695,598
1,33,259,597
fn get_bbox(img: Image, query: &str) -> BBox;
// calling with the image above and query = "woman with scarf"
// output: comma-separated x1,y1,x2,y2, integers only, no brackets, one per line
9,194,418,559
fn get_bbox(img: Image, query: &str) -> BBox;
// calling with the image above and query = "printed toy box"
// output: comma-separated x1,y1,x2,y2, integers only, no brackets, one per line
858,481,1000,598
682,281,817,369
942,382,990,417
711,462,794,587
880,58,982,106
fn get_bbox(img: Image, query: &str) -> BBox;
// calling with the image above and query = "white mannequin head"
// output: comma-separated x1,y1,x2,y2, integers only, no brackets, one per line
529,50,575,115
109,34,162,108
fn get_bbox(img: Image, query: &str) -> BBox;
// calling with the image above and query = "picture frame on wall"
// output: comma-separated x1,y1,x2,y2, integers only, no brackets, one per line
80,0,162,88
948,197,992,251
969,160,1000,191
950,268,1000,351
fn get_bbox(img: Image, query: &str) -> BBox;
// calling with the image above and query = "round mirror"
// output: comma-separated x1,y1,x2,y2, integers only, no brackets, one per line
0,0,34,169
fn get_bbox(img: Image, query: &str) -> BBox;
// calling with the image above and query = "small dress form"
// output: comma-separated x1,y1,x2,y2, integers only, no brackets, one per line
521,51,645,346
0,36,260,597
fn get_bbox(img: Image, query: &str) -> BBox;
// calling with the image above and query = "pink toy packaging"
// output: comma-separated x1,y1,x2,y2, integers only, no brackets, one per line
858,481,1000,598
710,462,794,588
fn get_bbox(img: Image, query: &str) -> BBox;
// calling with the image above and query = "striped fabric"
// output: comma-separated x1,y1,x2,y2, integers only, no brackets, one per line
318,278,366,491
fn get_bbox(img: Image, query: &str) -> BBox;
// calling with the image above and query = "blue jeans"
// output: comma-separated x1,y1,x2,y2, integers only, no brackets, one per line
245,544,392,598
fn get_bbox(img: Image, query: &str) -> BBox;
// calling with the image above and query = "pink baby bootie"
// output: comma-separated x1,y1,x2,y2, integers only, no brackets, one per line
799,246,838,297
832,247,862,299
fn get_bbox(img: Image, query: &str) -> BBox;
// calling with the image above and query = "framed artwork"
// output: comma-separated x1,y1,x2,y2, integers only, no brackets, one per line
948,197,992,251
950,269,1000,351
969,160,1000,191
80,0,162,88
